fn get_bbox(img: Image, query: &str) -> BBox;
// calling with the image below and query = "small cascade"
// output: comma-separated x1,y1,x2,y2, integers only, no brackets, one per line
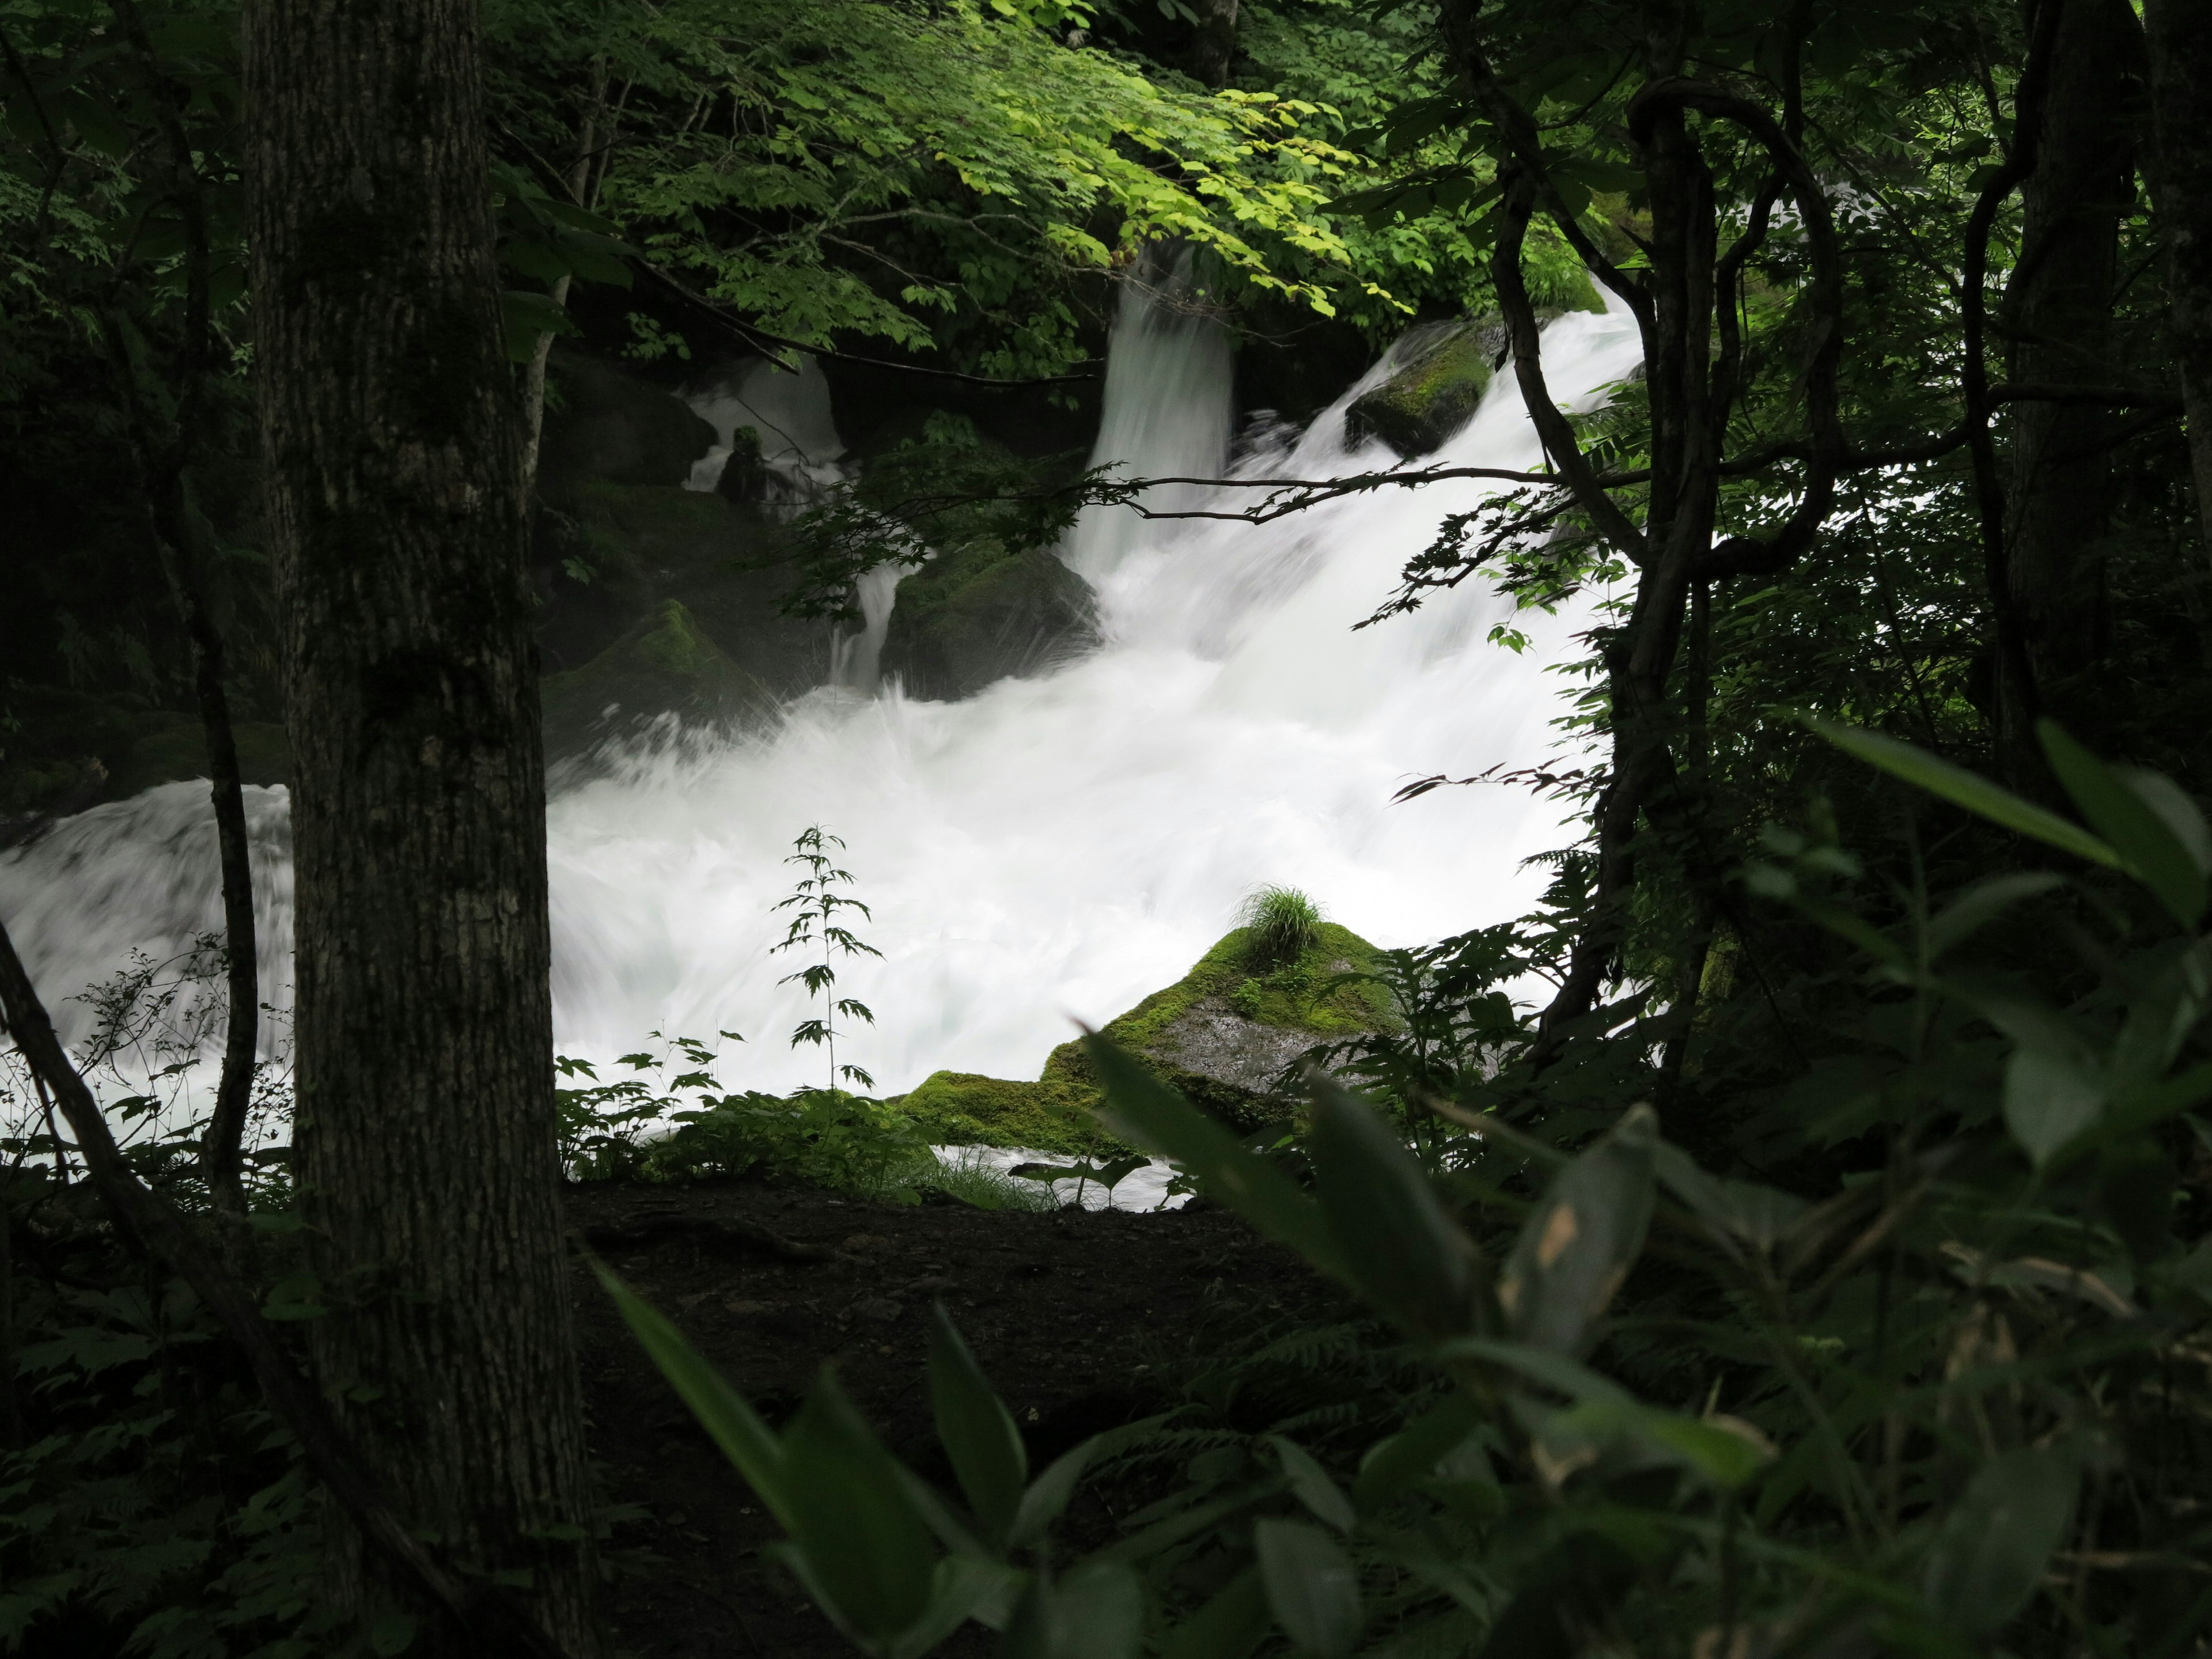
2,288,1644,1096
1062,251,1234,588
682,354,850,514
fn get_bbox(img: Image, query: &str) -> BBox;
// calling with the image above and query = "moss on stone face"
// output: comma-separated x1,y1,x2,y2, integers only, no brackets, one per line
1041,922,1398,1128
878,540,1099,701
1346,280,1608,459
105,717,293,798
539,599,777,755
884,922,1399,1152
1344,322,1502,458
893,1070,1118,1156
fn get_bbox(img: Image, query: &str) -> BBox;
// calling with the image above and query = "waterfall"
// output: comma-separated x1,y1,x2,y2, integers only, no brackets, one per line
0,294,1645,1100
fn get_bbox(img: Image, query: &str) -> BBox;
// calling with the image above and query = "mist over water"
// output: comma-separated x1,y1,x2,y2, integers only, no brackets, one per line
1,294,1643,1095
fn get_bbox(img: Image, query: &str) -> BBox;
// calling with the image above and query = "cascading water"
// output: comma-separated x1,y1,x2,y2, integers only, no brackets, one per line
0,293,1644,1101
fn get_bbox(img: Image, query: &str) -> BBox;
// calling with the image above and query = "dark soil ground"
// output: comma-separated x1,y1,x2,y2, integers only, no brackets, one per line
566,1177,1345,1659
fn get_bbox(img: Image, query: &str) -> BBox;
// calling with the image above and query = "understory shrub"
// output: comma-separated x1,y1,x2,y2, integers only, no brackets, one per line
606,725,2212,1659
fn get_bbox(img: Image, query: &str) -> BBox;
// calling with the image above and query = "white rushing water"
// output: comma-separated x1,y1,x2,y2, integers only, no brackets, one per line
0,290,1642,1101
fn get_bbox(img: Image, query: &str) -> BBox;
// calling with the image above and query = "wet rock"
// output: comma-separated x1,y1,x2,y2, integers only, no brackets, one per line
539,599,778,758
878,541,1100,701
1344,319,1508,459
1043,922,1399,1132
537,481,832,703
539,354,717,501
1346,276,1606,459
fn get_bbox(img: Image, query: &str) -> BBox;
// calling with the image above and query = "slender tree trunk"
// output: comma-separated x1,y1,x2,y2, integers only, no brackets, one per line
2002,0,2143,712
2143,0,2212,555
243,2,601,1652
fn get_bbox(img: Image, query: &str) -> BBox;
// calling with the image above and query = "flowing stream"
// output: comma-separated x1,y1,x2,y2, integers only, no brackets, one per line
0,293,1643,1100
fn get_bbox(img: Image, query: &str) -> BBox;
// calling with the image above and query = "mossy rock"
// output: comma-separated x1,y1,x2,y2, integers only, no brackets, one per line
878,540,1099,701
104,715,292,798
1043,922,1398,1131
539,599,776,755
539,355,716,503
1345,321,1505,458
894,1071,1122,1156
0,686,291,812
541,481,831,703
1346,280,1607,459
570,480,748,581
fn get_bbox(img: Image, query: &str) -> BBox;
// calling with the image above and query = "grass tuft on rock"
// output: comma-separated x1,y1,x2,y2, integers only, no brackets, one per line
1240,885,1323,971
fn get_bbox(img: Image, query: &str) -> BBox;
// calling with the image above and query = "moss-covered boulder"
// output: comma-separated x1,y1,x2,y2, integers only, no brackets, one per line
895,1071,1118,1156
878,540,1099,702
539,355,716,502
1345,321,1506,459
1346,279,1607,459
0,684,293,817
1043,921,1398,1133
104,715,292,798
538,480,832,715
540,599,777,755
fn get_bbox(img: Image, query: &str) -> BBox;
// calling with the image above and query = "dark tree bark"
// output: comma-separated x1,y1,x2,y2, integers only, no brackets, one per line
2002,0,2145,706
242,3,601,1653
1188,0,1240,90
2143,0,2212,554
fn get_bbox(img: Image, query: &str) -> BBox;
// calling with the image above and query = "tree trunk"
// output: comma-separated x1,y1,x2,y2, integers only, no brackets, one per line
2143,0,2212,555
2002,0,2143,709
241,3,601,1653
1188,0,1240,90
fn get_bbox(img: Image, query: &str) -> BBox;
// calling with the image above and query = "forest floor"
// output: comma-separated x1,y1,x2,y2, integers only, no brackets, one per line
565,1177,1343,1659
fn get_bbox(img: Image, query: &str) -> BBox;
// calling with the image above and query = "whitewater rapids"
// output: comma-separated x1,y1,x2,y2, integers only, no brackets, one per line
1,296,1643,1098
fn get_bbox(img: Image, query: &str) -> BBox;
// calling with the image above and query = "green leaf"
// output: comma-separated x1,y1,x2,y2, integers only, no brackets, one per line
926,1305,1027,1547
889,1556,1025,1659
501,288,579,362
588,1256,789,1526
1497,1105,1658,1354
1268,1435,1355,1532
1353,1393,1487,1505
1305,1075,1486,1338
782,1374,939,1644
1921,1446,2080,1638
1805,719,2119,869
1160,1569,1270,1659
1652,1143,1805,1251
1009,1440,1094,1550
2003,1048,2105,1166
1255,1518,1362,1658
1923,872,2066,961
2040,722,2209,925
1085,1035,1348,1282
1004,1560,1144,1659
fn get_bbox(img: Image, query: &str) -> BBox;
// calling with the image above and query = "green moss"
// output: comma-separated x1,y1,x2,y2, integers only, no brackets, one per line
893,1070,1119,1156
1043,921,1396,1087
1344,326,1498,457
540,599,774,752
878,538,1099,700
573,480,737,577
